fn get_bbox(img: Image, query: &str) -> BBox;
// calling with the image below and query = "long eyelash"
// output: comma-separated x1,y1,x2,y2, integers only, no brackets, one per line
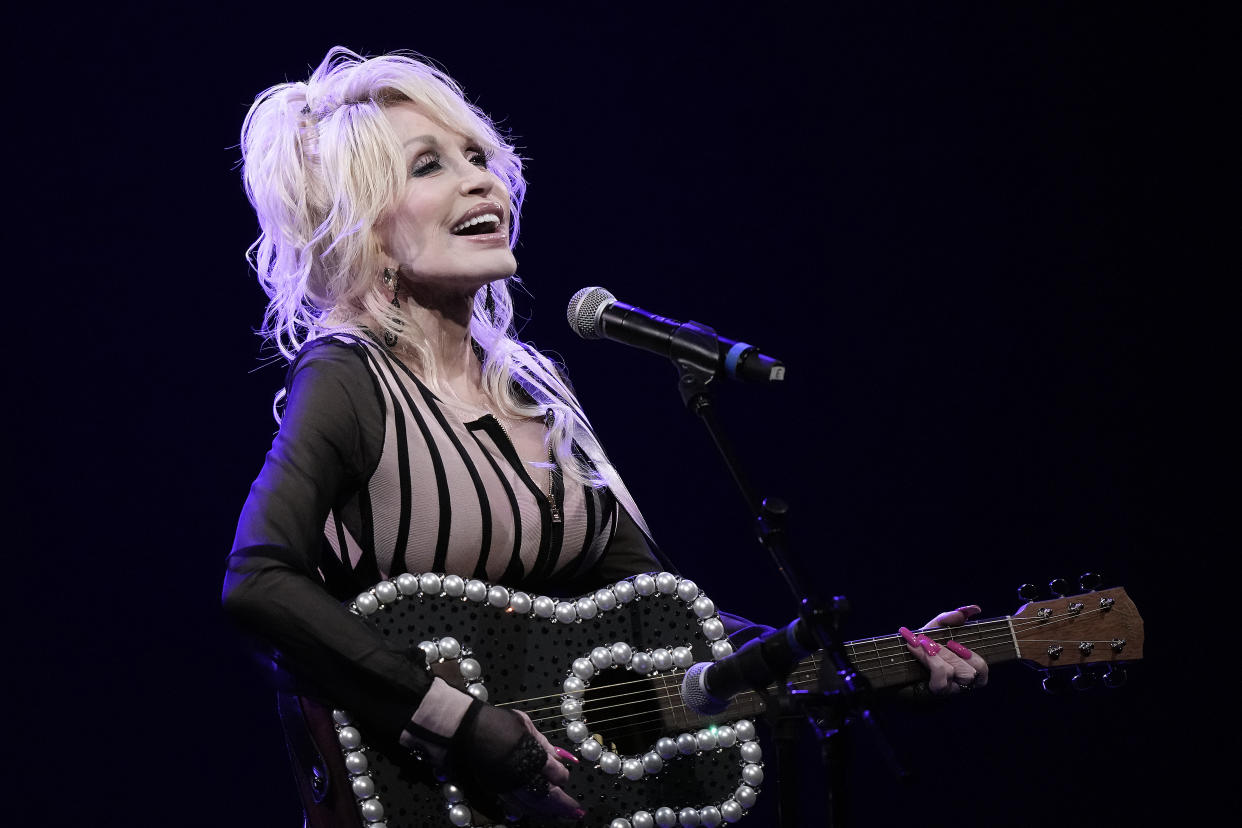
410,152,440,177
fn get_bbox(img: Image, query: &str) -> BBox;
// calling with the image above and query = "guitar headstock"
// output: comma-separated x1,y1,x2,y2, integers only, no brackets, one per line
1011,585,1143,669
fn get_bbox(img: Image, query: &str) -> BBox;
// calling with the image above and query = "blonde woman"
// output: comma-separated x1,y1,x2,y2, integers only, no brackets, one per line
222,47,987,827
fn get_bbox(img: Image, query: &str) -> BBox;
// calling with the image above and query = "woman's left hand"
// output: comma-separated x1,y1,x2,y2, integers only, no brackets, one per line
899,605,989,695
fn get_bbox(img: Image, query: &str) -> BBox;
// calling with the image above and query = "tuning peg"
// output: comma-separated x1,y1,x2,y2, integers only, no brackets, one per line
1103,665,1127,689
1040,670,1070,695
1071,667,1096,691
1048,578,1069,597
1079,572,1103,592
1018,583,1041,602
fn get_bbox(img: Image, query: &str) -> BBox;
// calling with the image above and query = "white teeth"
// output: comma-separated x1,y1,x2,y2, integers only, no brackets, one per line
452,213,501,234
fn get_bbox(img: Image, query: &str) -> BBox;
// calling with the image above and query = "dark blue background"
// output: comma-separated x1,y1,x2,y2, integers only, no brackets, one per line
17,2,1212,825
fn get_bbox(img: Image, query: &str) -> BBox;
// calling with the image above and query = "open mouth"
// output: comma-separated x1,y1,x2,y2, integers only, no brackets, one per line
451,214,503,236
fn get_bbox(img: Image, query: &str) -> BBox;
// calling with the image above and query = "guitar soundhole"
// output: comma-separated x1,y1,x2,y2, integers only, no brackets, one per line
582,667,666,756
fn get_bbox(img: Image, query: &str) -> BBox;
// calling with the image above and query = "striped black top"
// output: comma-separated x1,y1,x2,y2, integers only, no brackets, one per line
223,332,662,741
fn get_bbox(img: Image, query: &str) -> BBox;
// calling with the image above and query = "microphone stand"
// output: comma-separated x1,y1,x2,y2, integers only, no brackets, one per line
668,321,907,828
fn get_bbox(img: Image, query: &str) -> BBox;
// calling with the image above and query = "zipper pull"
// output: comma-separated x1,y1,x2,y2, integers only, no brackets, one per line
548,499,562,524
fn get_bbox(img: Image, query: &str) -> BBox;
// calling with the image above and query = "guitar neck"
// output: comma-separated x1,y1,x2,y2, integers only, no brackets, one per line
668,617,1017,729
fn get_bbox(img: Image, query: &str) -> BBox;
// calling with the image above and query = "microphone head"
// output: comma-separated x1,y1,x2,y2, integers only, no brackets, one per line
567,286,616,340
680,661,730,715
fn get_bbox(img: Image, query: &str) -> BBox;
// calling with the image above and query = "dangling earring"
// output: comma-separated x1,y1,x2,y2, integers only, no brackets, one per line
382,268,401,346
484,282,496,325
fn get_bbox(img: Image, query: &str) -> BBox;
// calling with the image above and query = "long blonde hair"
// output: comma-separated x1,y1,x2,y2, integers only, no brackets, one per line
239,46,650,533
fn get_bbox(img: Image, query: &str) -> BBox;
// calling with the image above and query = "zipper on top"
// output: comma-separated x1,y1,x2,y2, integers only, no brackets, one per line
490,414,561,524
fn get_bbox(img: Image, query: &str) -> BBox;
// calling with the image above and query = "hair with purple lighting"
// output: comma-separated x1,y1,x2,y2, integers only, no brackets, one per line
239,46,649,528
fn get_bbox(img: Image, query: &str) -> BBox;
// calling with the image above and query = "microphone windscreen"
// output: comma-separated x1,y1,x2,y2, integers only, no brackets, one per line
567,286,616,339
680,662,730,715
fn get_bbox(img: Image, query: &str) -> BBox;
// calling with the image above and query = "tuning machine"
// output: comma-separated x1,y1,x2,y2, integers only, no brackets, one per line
1040,669,1070,695
1103,664,1128,689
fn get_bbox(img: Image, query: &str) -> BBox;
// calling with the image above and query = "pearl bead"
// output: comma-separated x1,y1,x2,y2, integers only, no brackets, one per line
672,646,694,668
560,698,583,720
332,709,352,726
651,648,673,671
655,572,678,594
599,751,621,775
441,782,464,803
576,597,599,619
448,803,471,826
677,732,698,754
555,602,578,624
458,658,481,680
711,640,734,660
630,652,654,674
734,720,756,741
692,596,716,618
632,812,655,828
720,800,744,822
610,642,633,664
572,658,595,680
442,574,465,597
565,721,589,742
487,585,509,608
614,581,636,603
654,806,677,827
699,806,723,827
345,751,368,774
611,820,633,828
642,751,664,773
715,726,736,748
533,595,555,618
351,776,375,798
418,641,440,664
678,807,701,826
373,581,398,604
355,593,378,615
701,618,725,641
466,684,488,701
437,637,461,659
655,737,678,759
337,727,361,749
675,579,699,602
579,738,603,761
734,784,758,809
695,728,717,750
590,646,613,669
509,591,531,614
395,573,419,595
634,574,656,596
622,758,644,780
418,573,442,596
594,588,618,611
562,676,585,697
464,579,487,602
359,798,385,821
742,763,764,786
740,741,762,762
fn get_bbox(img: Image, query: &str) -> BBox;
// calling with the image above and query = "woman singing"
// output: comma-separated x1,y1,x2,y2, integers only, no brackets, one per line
222,46,987,827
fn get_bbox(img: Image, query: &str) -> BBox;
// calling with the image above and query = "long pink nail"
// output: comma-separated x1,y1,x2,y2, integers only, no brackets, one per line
555,747,579,763
573,808,587,819
956,605,981,619
945,640,974,659
915,634,941,656
898,626,918,647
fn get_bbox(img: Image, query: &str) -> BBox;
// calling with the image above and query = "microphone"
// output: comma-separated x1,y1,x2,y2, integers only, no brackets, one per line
567,287,786,383
680,617,818,715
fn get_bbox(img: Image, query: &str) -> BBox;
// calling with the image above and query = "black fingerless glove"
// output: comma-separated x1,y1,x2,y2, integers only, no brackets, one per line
447,700,549,796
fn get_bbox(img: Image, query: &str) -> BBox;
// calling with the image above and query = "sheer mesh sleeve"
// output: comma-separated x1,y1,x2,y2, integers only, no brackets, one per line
222,341,429,743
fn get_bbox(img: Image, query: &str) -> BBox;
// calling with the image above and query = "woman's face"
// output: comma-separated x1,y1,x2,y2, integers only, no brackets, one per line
376,102,516,294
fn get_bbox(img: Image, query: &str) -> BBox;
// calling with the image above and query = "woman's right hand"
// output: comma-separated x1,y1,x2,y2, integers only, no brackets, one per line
449,701,585,822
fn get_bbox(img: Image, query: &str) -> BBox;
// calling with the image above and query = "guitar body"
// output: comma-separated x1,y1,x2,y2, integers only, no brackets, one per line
333,572,761,828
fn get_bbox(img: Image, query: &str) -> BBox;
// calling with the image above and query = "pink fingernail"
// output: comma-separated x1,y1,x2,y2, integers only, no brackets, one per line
915,634,941,656
956,605,981,619
555,747,579,763
945,640,974,659
898,626,918,647
574,808,587,819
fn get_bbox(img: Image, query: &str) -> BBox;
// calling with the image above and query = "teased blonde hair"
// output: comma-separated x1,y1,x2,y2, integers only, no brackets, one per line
240,46,650,532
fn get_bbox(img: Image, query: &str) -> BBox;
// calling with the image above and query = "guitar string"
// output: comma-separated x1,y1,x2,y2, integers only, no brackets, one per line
494,604,1121,717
